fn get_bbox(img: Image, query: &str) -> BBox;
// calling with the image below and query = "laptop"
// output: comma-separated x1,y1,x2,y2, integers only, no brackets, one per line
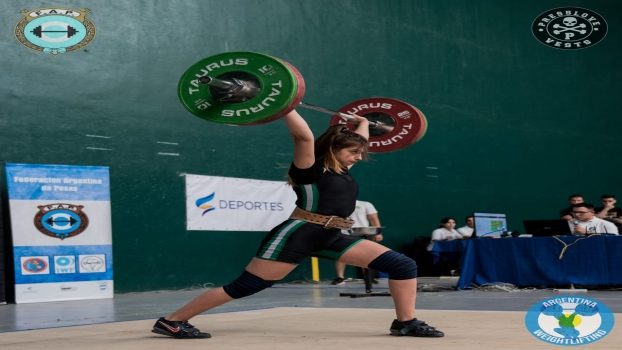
523,219,572,237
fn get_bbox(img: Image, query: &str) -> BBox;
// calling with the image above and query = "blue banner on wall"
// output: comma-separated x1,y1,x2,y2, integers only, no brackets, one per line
0,184,6,304
5,163,113,303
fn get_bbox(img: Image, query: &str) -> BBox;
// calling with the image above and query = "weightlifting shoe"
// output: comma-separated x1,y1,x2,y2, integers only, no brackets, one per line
331,277,346,285
390,318,444,337
152,317,211,338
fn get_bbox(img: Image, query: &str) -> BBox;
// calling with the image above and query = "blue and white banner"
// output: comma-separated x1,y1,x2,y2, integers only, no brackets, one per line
0,194,6,304
5,163,113,303
186,174,296,231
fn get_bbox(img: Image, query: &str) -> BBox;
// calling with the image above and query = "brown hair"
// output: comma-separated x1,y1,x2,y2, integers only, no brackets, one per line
315,125,368,173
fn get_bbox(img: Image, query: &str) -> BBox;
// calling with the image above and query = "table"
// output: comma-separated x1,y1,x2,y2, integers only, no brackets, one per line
430,235,622,289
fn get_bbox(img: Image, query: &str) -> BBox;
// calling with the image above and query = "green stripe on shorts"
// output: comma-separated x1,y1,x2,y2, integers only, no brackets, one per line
260,220,306,260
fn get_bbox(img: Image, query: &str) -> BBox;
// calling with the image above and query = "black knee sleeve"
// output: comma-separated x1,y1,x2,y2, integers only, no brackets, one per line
368,251,417,280
222,270,275,299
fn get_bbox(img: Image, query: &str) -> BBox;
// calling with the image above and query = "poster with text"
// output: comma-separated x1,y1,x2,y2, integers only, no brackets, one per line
5,163,113,303
186,174,296,231
0,187,6,304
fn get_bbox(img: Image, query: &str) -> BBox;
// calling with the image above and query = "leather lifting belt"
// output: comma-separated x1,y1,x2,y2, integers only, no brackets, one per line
289,207,354,230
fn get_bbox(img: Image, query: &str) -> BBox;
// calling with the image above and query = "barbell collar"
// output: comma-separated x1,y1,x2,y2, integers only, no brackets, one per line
198,75,260,102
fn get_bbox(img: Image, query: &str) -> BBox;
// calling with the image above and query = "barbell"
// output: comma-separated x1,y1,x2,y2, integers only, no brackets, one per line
178,51,428,153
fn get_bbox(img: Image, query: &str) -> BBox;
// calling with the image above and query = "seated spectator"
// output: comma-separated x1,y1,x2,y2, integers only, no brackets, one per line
594,194,622,232
570,203,619,235
456,215,474,238
560,194,584,221
427,217,462,251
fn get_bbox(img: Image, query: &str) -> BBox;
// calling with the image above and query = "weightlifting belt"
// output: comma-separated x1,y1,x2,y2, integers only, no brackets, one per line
289,207,354,230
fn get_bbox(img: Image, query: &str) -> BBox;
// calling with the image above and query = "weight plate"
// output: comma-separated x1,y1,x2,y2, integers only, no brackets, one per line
246,58,306,125
411,106,428,144
178,52,299,125
271,58,306,122
330,97,426,153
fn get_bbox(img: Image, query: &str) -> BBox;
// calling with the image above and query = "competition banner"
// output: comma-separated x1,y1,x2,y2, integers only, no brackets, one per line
5,163,112,303
186,174,296,231
0,189,6,304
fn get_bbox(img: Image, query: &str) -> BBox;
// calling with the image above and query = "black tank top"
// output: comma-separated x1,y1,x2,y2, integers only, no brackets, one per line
288,161,358,218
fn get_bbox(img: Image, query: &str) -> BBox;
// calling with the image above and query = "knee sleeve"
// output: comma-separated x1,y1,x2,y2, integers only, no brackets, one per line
368,251,417,280
223,270,275,299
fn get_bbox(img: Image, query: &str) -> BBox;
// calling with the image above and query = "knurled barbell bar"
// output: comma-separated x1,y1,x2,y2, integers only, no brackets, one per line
178,51,428,153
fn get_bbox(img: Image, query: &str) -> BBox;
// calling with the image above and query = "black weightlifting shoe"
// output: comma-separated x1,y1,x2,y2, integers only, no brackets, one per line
390,318,444,337
152,317,211,339
330,277,346,285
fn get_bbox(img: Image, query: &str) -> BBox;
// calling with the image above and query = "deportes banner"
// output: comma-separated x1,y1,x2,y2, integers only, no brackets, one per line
186,174,296,231
5,163,113,303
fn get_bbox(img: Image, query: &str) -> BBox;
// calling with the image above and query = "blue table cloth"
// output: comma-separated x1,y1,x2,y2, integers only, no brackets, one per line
432,235,622,289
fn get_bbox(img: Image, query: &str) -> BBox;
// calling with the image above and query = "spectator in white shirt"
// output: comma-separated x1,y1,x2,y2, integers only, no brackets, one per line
427,217,462,251
456,216,474,238
570,203,619,235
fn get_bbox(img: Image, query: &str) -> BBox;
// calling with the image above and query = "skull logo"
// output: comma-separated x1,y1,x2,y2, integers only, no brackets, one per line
562,17,577,27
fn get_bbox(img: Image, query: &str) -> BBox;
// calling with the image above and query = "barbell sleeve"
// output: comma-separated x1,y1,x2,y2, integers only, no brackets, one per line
198,75,390,131
197,75,237,90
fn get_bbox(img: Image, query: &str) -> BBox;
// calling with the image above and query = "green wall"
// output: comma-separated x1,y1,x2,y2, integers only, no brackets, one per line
1,0,620,292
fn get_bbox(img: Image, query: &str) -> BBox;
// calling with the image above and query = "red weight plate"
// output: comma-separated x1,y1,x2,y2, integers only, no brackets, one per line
411,106,428,144
275,59,306,118
330,97,426,153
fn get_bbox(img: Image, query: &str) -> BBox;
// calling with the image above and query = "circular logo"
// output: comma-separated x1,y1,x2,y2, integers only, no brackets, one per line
80,255,105,272
55,256,73,266
525,296,615,346
15,8,95,54
22,258,48,273
34,203,89,239
532,7,607,50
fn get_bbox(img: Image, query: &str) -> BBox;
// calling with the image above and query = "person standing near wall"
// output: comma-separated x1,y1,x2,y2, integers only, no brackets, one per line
560,194,584,221
332,200,382,285
594,194,622,232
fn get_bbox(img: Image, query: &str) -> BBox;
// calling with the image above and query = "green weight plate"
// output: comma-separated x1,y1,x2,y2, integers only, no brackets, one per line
178,52,299,125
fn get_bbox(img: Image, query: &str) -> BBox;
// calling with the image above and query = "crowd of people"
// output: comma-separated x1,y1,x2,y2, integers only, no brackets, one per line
321,193,621,283
423,193,621,252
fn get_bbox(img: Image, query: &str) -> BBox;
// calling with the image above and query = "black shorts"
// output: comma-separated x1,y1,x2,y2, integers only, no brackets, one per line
256,219,363,264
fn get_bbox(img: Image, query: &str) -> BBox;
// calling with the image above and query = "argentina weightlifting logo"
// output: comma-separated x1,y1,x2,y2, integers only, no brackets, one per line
15,8,95,54
532,7,607,50
34,203,89,239
525,296,614,346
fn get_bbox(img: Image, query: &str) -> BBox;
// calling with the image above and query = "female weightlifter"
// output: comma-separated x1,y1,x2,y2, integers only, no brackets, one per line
152,109,444,339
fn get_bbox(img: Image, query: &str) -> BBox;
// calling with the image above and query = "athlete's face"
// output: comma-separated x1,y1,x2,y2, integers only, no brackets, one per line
334,146,364,168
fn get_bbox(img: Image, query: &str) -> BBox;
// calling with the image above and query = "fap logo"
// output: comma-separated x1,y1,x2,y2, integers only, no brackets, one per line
195,192,216,216
525,296,614,346
34,203,89,240
15,8,95,54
